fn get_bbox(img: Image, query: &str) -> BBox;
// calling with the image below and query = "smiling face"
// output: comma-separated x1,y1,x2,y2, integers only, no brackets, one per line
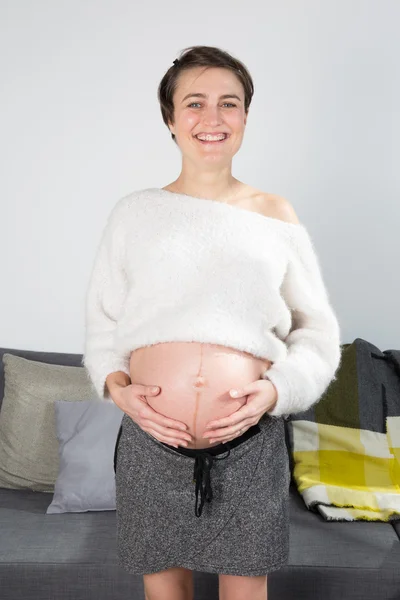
168,66,248,164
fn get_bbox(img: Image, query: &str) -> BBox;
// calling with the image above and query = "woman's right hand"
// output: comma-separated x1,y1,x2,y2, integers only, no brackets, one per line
111,383,193,448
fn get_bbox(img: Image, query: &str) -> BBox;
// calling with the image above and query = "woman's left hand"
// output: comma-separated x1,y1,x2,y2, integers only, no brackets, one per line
202,379,279,445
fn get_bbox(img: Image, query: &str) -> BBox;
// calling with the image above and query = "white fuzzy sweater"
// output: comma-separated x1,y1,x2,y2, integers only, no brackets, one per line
83,188,342,418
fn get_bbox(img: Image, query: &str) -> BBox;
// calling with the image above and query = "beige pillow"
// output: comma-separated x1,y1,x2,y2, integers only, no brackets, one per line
0,354,95,492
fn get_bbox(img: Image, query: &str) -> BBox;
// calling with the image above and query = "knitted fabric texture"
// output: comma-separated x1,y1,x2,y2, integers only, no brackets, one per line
83,188,341,417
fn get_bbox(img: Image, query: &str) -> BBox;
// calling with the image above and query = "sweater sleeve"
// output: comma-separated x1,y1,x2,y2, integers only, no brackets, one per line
262,225,342,418
82,198,131,402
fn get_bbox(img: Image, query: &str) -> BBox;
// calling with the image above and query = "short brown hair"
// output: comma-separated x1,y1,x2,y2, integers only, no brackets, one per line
157,45,254,144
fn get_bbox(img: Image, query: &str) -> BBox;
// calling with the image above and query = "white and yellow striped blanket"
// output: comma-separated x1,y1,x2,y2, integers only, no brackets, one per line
287,338,400,522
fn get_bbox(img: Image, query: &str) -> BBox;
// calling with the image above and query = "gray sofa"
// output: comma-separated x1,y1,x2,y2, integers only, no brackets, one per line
0,346,399,600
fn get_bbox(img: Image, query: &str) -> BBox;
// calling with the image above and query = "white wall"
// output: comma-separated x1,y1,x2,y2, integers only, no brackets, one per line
1,0,399,354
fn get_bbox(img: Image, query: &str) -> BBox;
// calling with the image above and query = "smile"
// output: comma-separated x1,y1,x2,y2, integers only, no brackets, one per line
194,134,230,144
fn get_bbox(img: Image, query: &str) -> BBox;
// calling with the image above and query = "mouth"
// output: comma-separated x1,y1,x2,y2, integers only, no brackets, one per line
194,133,230,145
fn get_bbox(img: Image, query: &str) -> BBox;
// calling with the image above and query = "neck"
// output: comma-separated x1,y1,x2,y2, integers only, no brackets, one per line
165,176,242,202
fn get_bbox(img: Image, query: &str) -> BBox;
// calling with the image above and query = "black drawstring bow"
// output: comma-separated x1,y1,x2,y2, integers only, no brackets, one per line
193,445,231,517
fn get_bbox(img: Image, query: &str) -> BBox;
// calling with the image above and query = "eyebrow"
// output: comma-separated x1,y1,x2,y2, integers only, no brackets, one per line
181,93,242,104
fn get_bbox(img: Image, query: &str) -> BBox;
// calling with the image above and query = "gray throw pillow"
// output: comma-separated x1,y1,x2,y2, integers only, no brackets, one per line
47,400,124,514
0,354,95,492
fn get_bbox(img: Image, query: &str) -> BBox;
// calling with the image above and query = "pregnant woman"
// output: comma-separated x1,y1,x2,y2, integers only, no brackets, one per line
83,45,341,600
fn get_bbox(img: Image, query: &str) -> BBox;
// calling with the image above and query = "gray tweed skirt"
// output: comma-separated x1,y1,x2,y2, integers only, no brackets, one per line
113,411,290,576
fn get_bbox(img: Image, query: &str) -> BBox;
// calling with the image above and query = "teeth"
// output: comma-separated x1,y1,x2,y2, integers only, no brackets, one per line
196,134,227,141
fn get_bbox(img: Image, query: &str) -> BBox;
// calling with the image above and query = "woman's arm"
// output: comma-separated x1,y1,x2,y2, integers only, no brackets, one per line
83,198,131,402
263,210,342,418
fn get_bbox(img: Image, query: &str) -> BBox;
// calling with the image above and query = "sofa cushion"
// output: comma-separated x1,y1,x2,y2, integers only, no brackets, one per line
0,348,85,413
47,400,124,514
0,354,94,492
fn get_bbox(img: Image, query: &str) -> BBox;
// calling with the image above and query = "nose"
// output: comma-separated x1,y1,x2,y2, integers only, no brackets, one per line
202,106,224,125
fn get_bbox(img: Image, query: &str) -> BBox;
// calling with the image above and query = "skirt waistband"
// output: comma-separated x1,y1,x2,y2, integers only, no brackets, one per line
160,422,261,457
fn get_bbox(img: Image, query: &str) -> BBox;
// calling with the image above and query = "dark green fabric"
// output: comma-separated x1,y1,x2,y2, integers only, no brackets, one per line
288,337,400,433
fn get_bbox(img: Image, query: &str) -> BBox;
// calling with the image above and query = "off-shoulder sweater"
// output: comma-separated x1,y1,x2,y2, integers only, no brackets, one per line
83,187,342,418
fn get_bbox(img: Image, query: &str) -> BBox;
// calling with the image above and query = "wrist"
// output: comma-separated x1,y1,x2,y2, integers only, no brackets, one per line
264,377,278,408
105,371,131,396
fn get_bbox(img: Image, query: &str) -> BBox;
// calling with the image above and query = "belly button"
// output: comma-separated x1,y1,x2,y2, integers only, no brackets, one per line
193,375,207,388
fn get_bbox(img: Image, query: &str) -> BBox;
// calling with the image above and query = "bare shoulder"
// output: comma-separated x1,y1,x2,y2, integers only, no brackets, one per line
257,192,301,225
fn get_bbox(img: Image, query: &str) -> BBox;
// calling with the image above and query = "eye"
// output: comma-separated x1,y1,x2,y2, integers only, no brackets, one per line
187,102,237,108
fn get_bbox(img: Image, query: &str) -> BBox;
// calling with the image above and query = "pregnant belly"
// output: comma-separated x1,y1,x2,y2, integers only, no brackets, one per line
129,342,271,449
